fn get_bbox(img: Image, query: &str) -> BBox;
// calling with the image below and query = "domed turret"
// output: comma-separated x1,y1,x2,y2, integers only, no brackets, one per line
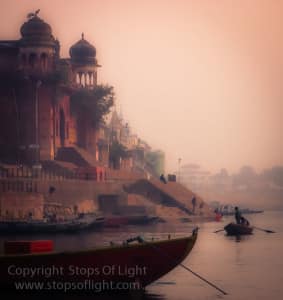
20,14,55,47
69,33,97,65
18,12,57,73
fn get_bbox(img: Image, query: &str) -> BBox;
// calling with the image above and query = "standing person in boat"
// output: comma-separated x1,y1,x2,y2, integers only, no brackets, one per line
234,206,242,224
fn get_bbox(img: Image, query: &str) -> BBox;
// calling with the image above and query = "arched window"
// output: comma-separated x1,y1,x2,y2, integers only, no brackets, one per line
29,53,37,68
81,73,86,87
55,120,59,137
66,122,69,139
21,53,27,66
93,71,97,86
59,109,65,146
88,72,93,86
40,53,48,70
86,73,90,86
76,73,80,84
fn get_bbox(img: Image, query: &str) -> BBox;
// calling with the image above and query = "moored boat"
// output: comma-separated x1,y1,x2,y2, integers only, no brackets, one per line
0,218,90,234
77,212,105,229
0,211,105,234
224,222,253,235
0,228,198,292
127,215,159,225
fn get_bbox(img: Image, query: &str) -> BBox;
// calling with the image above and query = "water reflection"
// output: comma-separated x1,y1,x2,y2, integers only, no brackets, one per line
3,290,166,300
79,291,166,300
225,233,254,243
1,212,283,300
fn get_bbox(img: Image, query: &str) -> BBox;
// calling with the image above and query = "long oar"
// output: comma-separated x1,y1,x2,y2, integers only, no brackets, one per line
254,226,275,233
141,234,228,295
178,261,228,295
214,229,225,233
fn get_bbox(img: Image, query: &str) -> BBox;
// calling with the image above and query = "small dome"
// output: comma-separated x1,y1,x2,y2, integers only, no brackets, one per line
69,33,96,65
20,15,55,47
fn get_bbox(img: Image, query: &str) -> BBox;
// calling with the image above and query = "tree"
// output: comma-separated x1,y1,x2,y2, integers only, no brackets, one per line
145,150,165,177
70,84,115,127
233,165,257,187
262,166,283,187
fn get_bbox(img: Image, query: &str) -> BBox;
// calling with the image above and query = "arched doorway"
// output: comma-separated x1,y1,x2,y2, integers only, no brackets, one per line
59,109,65,147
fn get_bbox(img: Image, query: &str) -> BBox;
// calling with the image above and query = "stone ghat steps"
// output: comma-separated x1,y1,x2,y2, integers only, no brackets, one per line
124,178,213,217
56,146,105,168
41,160,77,174
56,147,92,167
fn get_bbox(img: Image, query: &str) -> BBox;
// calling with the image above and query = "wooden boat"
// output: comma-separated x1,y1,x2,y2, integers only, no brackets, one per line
0,218,90,234
77,212,105,229
127,215,159,225
0,212,105,234
104,215,128,227
0,228,198,292
221,209,264,216
104,215,159,227
224,222,253,235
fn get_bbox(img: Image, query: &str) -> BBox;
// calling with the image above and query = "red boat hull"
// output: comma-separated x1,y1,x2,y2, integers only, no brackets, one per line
0,231,198,292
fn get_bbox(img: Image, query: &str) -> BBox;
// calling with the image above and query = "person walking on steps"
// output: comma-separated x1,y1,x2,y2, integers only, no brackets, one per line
160,174,167,184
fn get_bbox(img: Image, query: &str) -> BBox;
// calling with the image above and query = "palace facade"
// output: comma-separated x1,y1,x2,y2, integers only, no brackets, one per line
0,12,106,168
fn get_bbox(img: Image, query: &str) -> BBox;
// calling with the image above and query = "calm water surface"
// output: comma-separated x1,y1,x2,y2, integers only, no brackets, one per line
1,211,283,299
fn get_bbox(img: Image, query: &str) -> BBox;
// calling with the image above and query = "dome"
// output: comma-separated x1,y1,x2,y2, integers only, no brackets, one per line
21,16,52,37
69,33,97,65
20,15,55,47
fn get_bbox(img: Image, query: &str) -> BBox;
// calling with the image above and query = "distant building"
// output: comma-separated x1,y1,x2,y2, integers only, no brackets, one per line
107,110,160,174
180,164,211,189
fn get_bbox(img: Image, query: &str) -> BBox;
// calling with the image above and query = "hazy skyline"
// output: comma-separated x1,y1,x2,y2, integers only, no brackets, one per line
0,0,282,173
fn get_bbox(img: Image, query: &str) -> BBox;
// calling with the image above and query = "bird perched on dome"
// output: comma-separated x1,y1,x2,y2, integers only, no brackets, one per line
27,9,40,19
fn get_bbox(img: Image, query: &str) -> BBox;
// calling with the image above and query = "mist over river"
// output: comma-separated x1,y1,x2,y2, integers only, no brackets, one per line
1,211,283,299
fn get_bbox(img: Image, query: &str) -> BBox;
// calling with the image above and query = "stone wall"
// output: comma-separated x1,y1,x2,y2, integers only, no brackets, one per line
0,177,128,215
0,192,44,220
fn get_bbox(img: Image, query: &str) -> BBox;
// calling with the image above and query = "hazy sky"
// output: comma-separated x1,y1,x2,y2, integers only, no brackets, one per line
0,0,282,173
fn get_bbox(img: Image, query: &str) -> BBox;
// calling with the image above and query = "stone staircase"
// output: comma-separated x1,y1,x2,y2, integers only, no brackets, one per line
124,178,213,217
55,146,97,167
41,160,77,174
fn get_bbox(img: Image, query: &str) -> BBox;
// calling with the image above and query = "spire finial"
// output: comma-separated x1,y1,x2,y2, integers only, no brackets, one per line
82,32,84,40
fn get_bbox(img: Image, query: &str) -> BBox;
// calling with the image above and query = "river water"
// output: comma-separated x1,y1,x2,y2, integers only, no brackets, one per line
1,210,283,299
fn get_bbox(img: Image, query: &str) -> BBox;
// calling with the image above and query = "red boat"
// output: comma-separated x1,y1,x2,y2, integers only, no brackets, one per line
224,222,253,235
215,213,222,222
0,228,198,293
104,215,128,227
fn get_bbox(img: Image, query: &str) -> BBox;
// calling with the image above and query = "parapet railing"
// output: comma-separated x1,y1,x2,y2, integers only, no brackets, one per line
0,167,108,181
0,180,38,193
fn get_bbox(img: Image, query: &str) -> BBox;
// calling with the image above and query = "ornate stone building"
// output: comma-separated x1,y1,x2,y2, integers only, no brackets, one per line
0,12,107,169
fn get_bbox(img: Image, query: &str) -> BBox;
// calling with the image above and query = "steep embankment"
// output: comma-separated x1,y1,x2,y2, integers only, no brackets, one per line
124,178,214,218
